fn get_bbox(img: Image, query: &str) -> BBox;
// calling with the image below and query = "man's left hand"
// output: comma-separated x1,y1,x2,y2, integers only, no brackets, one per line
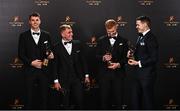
128,59,139,66
85,76,90,84
47,52,54,59
108,63,120,70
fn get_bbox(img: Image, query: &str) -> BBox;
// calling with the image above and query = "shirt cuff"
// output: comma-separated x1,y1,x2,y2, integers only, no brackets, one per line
138,61,142,68
54,79,59,83
85,74,89,78
117,63,121,68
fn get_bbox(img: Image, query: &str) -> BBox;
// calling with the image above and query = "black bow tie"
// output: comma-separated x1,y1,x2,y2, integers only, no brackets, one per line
64,41,72,45
32,32,40,35
109,36,117,40
138,33,143,37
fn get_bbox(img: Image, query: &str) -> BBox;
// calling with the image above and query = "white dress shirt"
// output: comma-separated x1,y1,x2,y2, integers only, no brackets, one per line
31,29,40,45
62,39,72,55
109,33,118,46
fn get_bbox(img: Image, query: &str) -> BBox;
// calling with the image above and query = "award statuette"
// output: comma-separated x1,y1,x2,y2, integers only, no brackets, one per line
42,41,51,66
127,41,135,60
106,52,112,66
105,47,113,67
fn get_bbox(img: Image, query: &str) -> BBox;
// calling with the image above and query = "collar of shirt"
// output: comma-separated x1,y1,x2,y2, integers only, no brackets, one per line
31,29,40,36
142,29,150,36
62,39,72,55
62,39,72,45
31,29,40,44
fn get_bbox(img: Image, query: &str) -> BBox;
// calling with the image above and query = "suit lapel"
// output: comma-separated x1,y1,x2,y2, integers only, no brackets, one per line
27,30,38,46
110,36,122,52
37,31,44,47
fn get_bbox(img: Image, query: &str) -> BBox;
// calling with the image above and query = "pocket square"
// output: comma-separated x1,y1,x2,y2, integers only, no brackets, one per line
76,50,80,53
140,42,145,46
119,43,123,46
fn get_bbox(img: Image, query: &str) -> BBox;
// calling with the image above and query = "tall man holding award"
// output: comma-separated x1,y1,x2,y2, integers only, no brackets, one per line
127,16,159,109
18,12,54,109
96,19,128,109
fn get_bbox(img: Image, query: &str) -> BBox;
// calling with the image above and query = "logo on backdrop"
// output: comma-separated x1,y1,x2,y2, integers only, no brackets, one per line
164,16,179,27
116,16,128,27
9,16,24,27
9,98,24,109
164,99,179,109
164,57,179,68
85,0,102,6
34,0,50,6
138,0,154,6
60,16,76,26
86,36,97,47
9,57,23,68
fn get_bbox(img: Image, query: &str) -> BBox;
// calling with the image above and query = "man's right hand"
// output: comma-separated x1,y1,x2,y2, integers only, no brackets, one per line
127,50,131,58
31,59,42,69
54,83,61,91
103,54,112,62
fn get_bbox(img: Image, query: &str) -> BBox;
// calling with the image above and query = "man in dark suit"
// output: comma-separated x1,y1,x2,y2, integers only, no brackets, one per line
53,24,90,109
127,16,159,109
18,12,54,109
96,19,128,109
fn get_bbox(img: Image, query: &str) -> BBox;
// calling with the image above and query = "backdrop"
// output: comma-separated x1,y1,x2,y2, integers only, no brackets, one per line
0,0,180,109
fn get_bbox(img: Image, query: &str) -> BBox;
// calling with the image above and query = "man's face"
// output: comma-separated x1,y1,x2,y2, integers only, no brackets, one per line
106,26,117,37
29,16,41,30
136,20,147,33
61,28,73,41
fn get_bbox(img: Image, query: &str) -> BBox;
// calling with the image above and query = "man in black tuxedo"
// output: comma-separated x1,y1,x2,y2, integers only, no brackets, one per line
96,19,128,109
53,24,90,109
18,12,54,109
127,16,159,109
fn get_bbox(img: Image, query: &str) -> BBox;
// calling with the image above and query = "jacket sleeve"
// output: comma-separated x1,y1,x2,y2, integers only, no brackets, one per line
140,36,159,67
18,33,32,66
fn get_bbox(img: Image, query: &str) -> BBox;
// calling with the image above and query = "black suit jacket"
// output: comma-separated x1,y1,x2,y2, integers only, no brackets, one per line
135,31,159,68
18,29,52,69
96,35,128,76
134,31,159,78
53,40,88,86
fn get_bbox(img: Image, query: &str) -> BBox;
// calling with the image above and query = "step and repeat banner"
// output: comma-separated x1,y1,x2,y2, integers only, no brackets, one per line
0,0,180,109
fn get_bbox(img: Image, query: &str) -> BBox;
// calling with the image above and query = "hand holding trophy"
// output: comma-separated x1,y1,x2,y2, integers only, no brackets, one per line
103,50,113,67
127,41,135,60
42,41,52,67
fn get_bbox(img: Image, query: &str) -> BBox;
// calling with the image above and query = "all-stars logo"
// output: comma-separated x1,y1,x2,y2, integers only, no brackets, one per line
164,16,179,27
34,0,50,6
85,0,102,6
9,57,23,68
9,16,24,27
164,57,179,68
138,0,154,6
60,16,76,26
116,16,128,27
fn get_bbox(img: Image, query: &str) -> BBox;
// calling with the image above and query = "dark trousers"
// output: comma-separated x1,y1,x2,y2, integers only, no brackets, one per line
61,76,83,109
99,70,124,109
25,68,48,109
128,69,156,110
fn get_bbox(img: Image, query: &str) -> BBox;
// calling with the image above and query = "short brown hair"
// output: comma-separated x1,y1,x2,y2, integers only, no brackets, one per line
136,16,151,27
105,19,117,29
59,24,71,33
29,12,40,20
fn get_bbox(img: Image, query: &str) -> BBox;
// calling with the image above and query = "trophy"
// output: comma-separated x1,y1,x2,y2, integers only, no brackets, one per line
105,47,113,66
42,41,51,67
127,41,135,60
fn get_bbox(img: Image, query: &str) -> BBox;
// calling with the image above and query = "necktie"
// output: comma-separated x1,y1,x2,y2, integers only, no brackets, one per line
64,41,72,45
136,33,143,44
